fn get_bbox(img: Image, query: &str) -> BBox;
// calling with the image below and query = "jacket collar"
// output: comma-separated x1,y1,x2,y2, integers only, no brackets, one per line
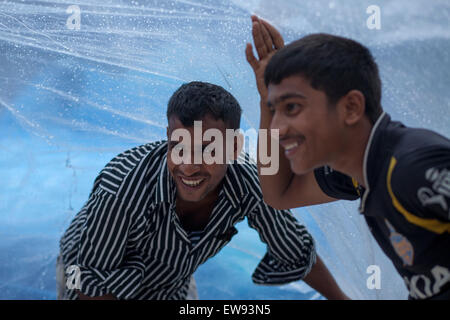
359,112,391,212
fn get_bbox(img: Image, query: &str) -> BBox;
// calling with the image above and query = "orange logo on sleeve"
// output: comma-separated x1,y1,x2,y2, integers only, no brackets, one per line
385,219,414,266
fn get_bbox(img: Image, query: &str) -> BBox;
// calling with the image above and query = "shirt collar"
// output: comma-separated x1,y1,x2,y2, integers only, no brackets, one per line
359,111,391,212
154,154,176,205
220,161,249,208
154,148,249,209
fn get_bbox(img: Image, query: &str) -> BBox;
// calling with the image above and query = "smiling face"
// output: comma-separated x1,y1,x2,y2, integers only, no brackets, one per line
267,75,346,175
166,114,232,204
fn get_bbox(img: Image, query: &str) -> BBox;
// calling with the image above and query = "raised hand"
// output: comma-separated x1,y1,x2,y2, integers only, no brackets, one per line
245,15,284,101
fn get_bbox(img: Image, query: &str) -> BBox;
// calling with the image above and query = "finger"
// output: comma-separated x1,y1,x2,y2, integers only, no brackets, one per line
245,43,258,71
251,15,274,51
252,21,268,60
252,15,283,51
259,18,284,49
259,19,275,53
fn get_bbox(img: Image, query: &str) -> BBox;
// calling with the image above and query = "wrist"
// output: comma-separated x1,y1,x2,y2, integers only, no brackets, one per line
259,98,268,108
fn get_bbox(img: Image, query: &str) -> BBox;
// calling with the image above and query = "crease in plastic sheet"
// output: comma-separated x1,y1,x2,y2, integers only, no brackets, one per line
1,0,449,299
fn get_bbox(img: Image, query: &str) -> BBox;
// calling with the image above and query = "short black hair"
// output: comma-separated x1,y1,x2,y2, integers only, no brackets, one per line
264,33,383,123
167,81,242,129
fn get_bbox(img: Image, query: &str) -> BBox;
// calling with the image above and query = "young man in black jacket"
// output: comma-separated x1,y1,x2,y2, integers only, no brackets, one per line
246,16,450,300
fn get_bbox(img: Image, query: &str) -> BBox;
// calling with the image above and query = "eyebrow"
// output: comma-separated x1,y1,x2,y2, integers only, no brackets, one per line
267,92,307,107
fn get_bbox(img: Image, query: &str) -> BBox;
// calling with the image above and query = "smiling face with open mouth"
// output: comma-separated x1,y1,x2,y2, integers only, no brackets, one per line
166,114,231,204
267,75,345,175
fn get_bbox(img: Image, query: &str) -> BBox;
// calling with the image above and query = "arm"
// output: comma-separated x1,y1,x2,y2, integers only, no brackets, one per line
246,16,336,209
248,200,349,299
303,255,349,300
74,188,146,300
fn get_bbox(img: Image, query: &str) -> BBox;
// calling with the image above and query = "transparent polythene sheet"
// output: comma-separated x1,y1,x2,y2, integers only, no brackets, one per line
1,0,449,299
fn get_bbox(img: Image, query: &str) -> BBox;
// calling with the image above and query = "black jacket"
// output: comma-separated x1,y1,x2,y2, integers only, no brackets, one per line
314,112,450,299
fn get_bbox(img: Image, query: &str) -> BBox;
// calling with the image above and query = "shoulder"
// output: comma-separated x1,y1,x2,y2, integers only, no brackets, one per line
390,142,450,200
389,141,450,223
314,166,361,200
231,154,294,216
231,153,263,200
389,124,450,202
97,140,167,195
385,120,449,157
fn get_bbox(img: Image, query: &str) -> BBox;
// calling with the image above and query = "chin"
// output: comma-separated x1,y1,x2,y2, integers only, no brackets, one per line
177,190,201,202
290,159,314,175
177,188,207,203
180,195,201,203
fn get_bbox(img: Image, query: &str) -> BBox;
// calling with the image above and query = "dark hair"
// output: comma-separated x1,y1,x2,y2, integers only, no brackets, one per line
264,33,383,123
167,81,242,129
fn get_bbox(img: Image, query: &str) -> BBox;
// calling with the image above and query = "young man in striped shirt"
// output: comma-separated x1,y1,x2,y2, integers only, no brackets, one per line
58,81,348,300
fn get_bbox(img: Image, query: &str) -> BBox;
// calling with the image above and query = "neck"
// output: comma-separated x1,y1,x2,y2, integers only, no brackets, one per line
176,187,220,232
331,119,373,188
176,186,220,214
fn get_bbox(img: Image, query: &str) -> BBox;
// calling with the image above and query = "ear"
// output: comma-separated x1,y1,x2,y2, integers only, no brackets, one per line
166,126,170,139
339,90,366,126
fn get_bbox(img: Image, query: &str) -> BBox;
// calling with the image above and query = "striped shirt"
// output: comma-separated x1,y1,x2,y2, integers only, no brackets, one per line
59,140,316,300
187,230,204,247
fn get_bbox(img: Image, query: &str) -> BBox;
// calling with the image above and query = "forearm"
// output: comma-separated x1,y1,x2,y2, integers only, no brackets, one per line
302,255,350,300
257,99,294,206
75,262,144,300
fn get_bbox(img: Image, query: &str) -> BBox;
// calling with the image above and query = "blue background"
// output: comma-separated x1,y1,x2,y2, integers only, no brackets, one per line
1,0,449,299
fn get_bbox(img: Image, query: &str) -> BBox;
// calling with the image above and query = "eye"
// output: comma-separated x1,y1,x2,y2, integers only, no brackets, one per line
285,103,301,114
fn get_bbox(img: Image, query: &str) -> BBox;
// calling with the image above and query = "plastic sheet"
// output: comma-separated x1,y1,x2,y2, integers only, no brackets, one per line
1,0,449,299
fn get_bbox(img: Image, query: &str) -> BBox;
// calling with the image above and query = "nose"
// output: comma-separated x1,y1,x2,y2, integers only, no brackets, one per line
178,163,201,177
270,111,288,138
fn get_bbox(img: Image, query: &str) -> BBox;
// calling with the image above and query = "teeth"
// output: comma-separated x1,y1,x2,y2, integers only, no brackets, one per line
181,178,204,186
284,142,298,151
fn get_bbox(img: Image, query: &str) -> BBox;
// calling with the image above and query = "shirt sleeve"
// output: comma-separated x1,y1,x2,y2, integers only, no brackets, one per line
247,201,317,285
390,146,450,225
314,166,361,200
74,187,145,299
